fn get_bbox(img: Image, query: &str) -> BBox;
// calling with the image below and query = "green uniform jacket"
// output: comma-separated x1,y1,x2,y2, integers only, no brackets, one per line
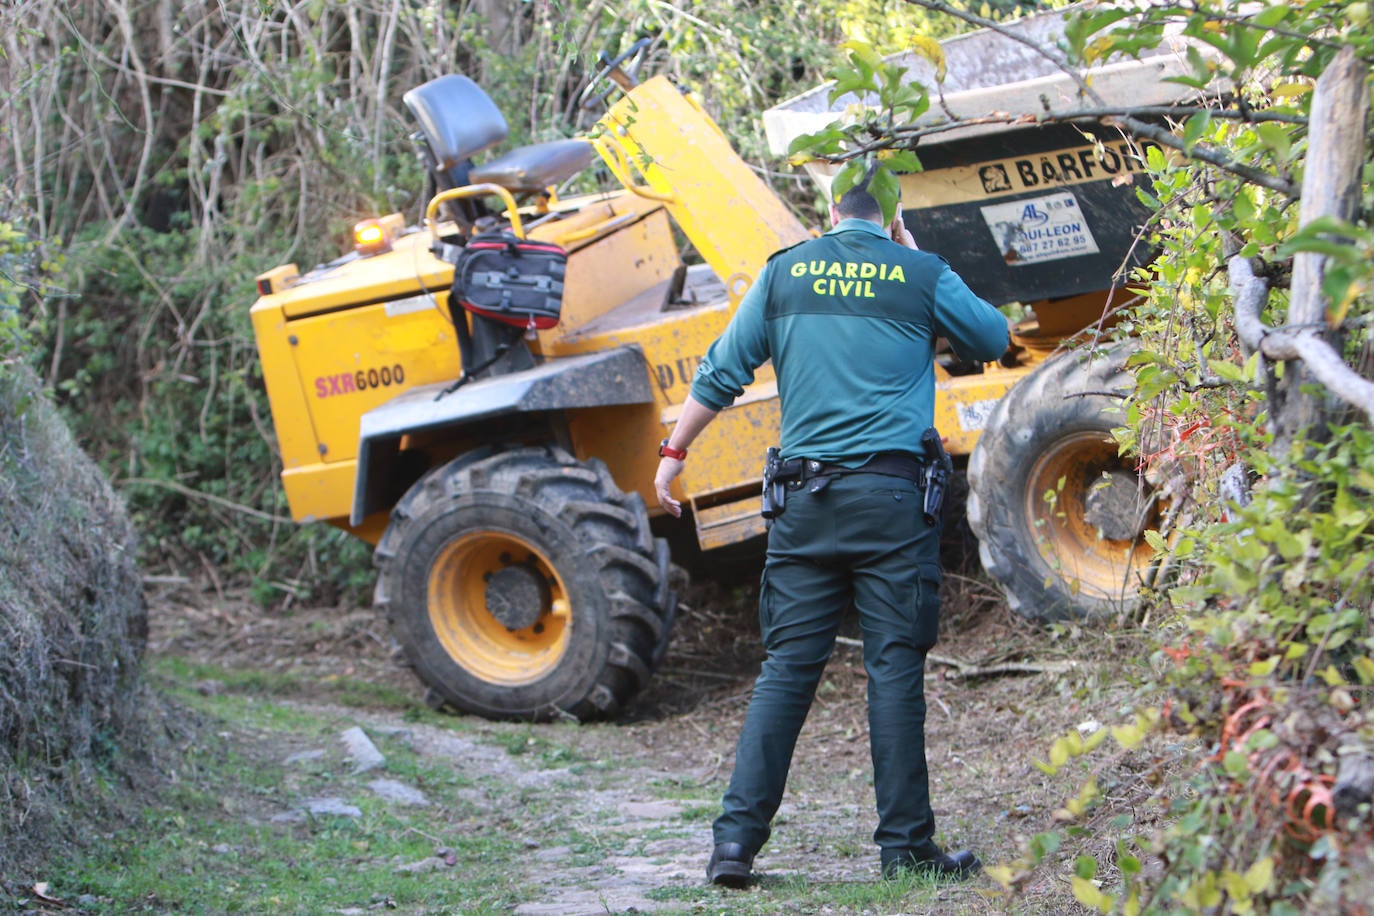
690,219,1009,464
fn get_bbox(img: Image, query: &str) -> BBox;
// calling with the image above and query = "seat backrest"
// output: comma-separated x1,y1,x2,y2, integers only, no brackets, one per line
404,75,509,173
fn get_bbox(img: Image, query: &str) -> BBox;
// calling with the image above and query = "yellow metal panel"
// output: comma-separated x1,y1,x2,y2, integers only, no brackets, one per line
282,464,389,544
565,402,663,511
527,192,666,252
934,367,1026,456
286,295,463,463
599,77,810,306
669,380,780,498
275,231,455,319
338,513,390,547
549,297,776,410
535,209,680,348
693,499,768,551
899,139,1156,208
282,460,359,524
251,298,320,473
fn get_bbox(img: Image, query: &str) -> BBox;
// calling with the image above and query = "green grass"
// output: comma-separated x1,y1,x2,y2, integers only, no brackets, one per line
56,655,1017,916
58,661,525,914
61,726,527,915
151,656,423,712
642,871,973,913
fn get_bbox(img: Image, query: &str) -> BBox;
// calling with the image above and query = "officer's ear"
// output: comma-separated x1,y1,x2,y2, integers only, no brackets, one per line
828,202,840,226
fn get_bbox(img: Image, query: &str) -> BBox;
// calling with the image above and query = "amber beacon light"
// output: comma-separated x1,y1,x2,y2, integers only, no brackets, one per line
353,218,392,256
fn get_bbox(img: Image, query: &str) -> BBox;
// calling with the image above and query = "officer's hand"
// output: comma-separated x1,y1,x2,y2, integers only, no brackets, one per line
890,214,918,249
654,457,686,518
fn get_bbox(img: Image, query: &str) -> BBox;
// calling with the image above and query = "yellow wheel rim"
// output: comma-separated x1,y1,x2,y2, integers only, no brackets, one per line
1024,432,1157,603
428,530,571,685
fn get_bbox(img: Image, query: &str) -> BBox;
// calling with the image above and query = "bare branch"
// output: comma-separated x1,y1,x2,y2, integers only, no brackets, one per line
1229,254,1374,422
1106,115,1299,198
119,476,292,524
815,103,1302,199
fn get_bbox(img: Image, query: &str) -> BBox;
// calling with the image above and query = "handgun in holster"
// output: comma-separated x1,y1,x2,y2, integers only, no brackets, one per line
920,427,952,526
761,446,786,519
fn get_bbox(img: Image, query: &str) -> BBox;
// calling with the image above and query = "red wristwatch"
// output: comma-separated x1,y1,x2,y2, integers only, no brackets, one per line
658,439,688,460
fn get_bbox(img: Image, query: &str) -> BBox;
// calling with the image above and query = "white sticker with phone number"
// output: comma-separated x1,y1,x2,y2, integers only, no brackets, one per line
980,191,1100,265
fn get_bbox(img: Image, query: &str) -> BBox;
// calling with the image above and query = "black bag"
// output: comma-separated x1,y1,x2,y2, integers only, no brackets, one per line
452,231,566,331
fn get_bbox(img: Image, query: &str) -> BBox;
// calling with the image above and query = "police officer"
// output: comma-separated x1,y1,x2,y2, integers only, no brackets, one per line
653,166,1009,887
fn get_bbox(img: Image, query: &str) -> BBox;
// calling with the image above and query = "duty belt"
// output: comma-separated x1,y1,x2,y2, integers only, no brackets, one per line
773,452,926,494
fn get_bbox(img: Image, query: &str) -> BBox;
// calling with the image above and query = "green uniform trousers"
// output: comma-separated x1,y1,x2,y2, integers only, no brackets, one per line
712,471,943,859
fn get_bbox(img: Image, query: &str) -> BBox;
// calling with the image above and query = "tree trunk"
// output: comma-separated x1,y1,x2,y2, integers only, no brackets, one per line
1271,46,1370,455
474,0,526,76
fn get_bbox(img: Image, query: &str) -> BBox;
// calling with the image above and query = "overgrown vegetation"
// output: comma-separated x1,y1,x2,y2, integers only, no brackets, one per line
3,194,151,879
0,360,149,879
1038,7,1372,912
786,1,1374,911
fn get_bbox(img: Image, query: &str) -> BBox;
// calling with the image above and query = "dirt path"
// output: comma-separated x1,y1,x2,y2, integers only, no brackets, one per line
147,576,1119,914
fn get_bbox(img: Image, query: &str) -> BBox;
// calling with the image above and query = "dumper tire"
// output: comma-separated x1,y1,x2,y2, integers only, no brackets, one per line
374,446,679,721
967,343,1156,622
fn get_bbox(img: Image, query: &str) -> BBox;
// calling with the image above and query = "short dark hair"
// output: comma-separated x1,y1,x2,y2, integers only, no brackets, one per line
833,165,884,221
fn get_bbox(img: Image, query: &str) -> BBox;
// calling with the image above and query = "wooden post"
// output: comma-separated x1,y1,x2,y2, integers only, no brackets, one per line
1272,47,1370,456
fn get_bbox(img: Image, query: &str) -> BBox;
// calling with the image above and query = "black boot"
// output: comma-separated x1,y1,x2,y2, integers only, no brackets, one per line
706,842,754,888
881,847,981,880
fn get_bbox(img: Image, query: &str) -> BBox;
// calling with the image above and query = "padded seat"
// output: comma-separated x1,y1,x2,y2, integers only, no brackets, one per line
470,139,595,194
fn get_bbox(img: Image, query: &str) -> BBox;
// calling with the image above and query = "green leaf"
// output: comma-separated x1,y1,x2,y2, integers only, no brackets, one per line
787,128,845,158
1030,831,1061,860
1207,358,1246,382
839,39,884,74
1232,190,1256,223
1254,122,1293,160
1252,5,1292,28
868,166,901,225
881,150,921,174
1050,736,1070,767
1113,723,1144,749
1182,111,1212,151
1244,855,1274,892
1223,750,1250,778
1063,8,1134,62
907,34,947,83
1071,875,1111,911
830,159,867,202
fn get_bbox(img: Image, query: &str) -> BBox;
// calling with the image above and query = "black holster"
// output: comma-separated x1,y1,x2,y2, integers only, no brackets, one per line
920,427,953,526
761,446,786,519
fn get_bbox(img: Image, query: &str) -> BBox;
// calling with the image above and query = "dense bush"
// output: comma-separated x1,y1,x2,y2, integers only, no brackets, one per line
999,6,1373,912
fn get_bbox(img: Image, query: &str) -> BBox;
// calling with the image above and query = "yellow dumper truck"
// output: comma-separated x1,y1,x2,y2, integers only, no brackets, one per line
251,11,1195,719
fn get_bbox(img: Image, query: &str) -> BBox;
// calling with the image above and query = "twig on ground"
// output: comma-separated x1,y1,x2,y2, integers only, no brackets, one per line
927,652,1078,679
838,636,1073,679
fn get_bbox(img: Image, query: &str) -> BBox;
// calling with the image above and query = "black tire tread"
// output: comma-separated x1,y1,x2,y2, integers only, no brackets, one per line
374,445,681,721
967,345,1137,622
